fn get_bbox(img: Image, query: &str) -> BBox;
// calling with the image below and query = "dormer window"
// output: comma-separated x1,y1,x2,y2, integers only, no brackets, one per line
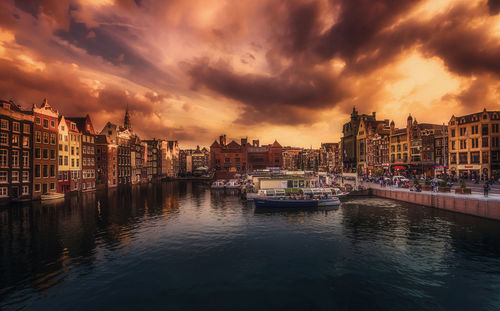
71,124,76,130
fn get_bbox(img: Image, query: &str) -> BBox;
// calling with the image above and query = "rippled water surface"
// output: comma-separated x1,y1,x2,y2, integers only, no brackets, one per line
1,181,500,310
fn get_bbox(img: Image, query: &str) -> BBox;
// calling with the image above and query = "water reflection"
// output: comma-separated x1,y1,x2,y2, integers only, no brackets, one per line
1,182,500,310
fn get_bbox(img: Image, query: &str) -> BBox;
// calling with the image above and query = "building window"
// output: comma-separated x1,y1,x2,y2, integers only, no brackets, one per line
493,137,499,148
35,183,41,192
12,150,19,167
35,148,41,159
471,152,480,164
11,134,19,146
50,134,56,145
483,138,489,148
471,138,479,149
22,171,29,182
22,136,29,148
50,149,56,160
0,149,7,167
50,165,55,177
459,152,468,164
35,131,41,143
64,156,68,165
493,124,499,133
482,151,489,164
482,124,489,136
50,120,55,128
0,187,7,197
35,164,40,178
50,182,55,190
59,156,63,165
43,133,49,144
460,127,466,136
0,133,8,145
23,151,29,167
12,122,20,132
11,171,19,183
471,125,478,135
0,119,8,130
23,124,30,134
450,153,457,164
43,119,49,129
0,171,7,183
42,149,48,159
22,185,29,195
43,165,48,177
460,140,467,149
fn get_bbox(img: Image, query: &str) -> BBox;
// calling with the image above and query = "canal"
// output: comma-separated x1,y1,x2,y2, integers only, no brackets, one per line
1,181,500,310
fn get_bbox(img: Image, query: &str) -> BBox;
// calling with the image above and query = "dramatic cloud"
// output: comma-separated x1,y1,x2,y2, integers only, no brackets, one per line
1,0,500,147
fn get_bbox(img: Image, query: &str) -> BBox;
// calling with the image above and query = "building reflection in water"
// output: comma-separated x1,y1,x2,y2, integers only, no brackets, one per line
0,181,183,303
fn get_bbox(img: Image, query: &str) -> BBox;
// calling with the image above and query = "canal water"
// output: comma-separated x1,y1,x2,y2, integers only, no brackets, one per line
1,181,500,310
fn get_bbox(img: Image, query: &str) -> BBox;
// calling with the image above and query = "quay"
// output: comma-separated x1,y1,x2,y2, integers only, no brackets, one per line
367,184,500,221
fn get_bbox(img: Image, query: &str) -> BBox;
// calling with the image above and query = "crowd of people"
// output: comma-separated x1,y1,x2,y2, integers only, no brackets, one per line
355,172,496,197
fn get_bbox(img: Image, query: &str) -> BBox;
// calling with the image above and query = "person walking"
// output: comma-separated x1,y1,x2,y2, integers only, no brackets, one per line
484,182,490,197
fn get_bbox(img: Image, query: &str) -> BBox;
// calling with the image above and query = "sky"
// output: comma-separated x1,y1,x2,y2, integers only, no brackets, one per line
0,0,500,148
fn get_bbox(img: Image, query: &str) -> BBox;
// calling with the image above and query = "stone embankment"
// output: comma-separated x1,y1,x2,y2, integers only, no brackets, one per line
369,186,500,221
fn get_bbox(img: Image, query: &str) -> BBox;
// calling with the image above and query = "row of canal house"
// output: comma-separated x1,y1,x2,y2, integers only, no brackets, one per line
0,98,181,203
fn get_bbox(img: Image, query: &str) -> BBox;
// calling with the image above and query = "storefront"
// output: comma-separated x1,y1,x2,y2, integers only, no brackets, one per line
433,165,448,177
390,164,409,175
457,164,481,179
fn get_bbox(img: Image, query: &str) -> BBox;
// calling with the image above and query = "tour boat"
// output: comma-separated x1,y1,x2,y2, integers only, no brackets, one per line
211,180,226,189
254,196,340,208
41,193,65,201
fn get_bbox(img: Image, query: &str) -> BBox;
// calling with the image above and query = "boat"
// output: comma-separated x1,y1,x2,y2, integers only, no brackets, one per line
211,180,226,189
41,193,65,201
225,179,241,189
243,188,286,200
254,196,340,208
254,198,319,208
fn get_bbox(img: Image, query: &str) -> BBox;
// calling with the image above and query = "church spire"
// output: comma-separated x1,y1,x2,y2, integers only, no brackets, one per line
124,104,132,130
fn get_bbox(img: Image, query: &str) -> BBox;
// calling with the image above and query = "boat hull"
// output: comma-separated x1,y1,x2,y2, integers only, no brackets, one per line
254,198,319,208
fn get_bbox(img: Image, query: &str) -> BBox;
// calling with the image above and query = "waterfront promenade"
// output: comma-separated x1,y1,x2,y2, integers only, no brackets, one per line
365,182,500,221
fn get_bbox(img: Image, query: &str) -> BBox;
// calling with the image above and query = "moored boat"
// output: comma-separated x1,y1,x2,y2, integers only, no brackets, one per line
41,193,65,201
211,180,226,189
254,198,319,208
225,179,241,189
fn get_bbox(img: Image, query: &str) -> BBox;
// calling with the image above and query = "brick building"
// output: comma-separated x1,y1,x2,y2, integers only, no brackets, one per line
0,100,33,202
95,134,118,187
210,135,283,178
33,99,59,198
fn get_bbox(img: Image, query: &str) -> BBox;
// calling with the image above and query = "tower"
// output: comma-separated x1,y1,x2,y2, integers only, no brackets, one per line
124,104,132,131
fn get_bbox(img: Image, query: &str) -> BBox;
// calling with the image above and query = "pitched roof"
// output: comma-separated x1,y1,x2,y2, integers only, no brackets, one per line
272,140,282,148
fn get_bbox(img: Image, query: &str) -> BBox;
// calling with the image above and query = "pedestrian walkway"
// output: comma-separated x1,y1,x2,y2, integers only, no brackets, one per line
366,182,500,202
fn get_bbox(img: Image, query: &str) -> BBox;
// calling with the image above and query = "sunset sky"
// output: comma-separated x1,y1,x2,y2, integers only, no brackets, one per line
1,0,500,148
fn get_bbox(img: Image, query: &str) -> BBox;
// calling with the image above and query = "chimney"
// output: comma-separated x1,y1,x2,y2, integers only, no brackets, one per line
223,134,226,146
241,138,247,146
219,135,224,146
252,139,259,147
372,112,376,119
